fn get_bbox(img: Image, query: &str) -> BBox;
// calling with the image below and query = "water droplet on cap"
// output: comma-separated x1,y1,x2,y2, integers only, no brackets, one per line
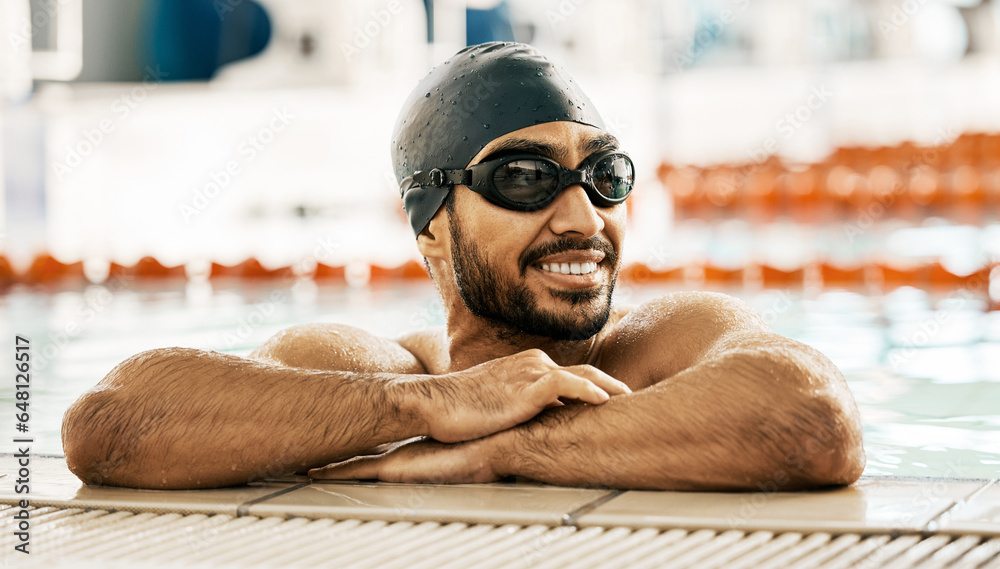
469,53,476,58
483,124,490,129
463,136,468,140
536,72,543,77
425,92,430,98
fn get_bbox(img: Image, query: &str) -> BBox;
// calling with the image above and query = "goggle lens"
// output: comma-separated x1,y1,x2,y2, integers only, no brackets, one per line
593,154,634,200
492,159,560,204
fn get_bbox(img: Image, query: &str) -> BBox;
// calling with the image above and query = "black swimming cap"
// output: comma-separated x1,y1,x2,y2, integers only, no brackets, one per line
393,42,607,237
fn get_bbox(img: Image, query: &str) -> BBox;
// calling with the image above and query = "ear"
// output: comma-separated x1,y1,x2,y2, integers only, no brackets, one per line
416,204,450,262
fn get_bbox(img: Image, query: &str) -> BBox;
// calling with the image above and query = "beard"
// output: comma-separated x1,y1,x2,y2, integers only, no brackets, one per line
449,217,618,342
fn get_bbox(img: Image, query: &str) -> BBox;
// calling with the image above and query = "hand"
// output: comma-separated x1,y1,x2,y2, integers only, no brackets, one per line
308,437,500,484
407,348,630,444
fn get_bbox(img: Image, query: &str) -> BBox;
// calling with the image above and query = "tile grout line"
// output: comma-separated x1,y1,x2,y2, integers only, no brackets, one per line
860,474,994,484
924,479,997,532
965,479,997,501
561,490,625,527
236,482,309,517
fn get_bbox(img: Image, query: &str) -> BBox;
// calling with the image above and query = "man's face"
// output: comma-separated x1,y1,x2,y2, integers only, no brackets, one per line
445,121,627,341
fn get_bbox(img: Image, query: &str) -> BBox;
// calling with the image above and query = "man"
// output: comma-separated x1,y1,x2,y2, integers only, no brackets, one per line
62,42,864,491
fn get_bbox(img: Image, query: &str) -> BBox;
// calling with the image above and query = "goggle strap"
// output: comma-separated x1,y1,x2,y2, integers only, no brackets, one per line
411,168,471,188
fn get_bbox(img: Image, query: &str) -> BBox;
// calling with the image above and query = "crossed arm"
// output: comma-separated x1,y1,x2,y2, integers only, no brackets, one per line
311,293,866,490
60,325,627,489
61,292,864,490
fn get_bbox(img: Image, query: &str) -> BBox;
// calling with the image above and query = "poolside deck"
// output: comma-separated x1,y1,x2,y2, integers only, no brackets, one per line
0,455,997,567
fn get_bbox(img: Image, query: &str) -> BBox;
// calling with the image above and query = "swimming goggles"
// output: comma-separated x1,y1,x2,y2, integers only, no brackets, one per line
407,149,635,211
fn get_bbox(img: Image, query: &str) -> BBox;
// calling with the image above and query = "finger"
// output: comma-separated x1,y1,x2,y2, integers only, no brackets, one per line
309,457,383,480
542,370,611,405
564,365,632,395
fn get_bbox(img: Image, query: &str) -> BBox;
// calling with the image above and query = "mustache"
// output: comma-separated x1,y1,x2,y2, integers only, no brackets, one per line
519,236,618,275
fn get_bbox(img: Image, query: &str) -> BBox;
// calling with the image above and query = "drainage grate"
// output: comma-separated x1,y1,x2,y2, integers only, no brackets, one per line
1,505,999,568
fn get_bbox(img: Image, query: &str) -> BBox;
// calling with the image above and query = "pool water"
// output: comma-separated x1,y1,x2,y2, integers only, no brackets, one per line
2,280,998,479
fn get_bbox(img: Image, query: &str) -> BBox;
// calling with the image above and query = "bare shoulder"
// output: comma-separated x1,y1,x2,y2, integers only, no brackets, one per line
598,291,770,389
398,327,450,375
250,322,427,374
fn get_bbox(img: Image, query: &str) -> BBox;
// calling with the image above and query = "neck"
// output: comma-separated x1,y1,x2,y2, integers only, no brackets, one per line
444,316,601,372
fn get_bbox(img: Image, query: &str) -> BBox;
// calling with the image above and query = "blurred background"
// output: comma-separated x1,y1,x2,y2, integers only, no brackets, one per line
1,0,999,476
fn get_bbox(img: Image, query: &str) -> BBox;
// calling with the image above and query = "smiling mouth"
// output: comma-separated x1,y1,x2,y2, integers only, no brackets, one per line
537,262,599,276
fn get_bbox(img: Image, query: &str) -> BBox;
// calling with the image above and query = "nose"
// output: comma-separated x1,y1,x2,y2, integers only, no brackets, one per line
547,185,605,238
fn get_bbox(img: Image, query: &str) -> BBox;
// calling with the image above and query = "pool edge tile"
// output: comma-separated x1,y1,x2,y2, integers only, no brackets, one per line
0,455,302,516
247,481,612,526
933,479,1000,536
577,479,987,534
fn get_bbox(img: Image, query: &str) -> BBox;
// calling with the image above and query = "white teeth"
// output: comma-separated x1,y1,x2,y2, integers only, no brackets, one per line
539,262,599,275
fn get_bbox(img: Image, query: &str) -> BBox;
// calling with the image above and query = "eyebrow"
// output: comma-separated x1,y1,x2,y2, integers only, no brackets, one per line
585,133,620,153
476,133,620,165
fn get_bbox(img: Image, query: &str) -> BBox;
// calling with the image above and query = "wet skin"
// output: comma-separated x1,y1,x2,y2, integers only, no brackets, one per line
61,122,865,491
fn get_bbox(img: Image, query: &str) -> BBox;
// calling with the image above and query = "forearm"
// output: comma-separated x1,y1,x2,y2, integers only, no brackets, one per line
61,348,427,489
492,347,865,491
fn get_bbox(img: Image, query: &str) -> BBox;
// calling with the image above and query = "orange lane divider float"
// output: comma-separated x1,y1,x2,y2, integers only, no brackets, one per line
660,132,1000,220
0,255,16,287
109,257,187,280
2,254,997,308
210,258,296,280
618,259,998,294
